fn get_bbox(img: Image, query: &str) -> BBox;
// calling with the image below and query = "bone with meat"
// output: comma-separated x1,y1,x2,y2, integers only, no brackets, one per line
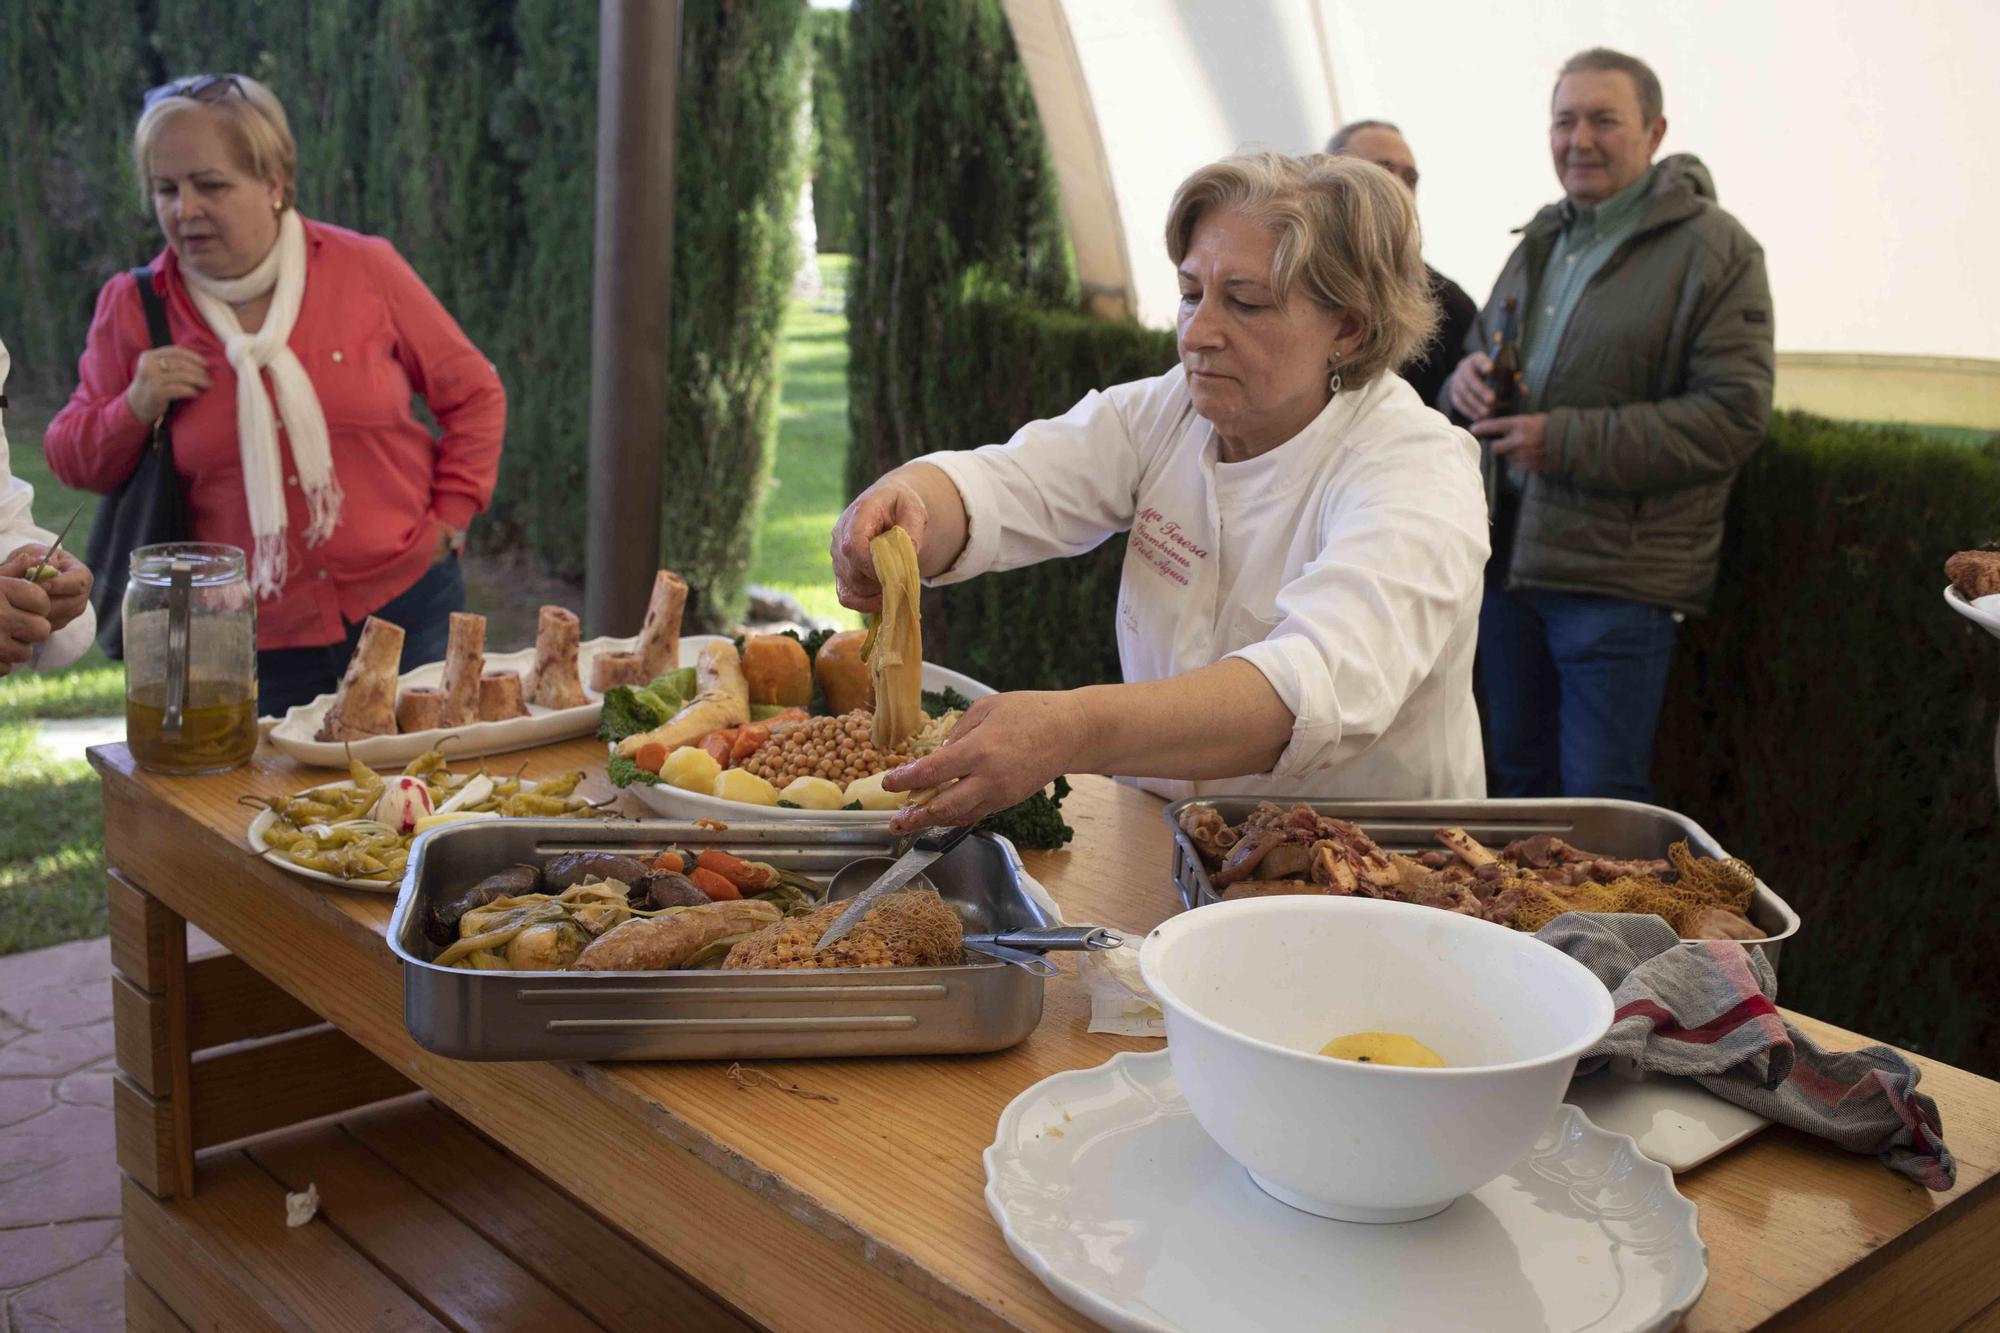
589,650,651,693
395,686,444,733
437,612,486,727
524,606,590,709
478,670,530,721
317,616,403,741
636,570,689,678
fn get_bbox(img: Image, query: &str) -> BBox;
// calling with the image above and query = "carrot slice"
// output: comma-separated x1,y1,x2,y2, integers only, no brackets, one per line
632,742,668,774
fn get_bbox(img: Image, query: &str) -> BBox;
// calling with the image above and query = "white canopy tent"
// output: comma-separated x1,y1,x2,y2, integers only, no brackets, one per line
1001,0,2000,427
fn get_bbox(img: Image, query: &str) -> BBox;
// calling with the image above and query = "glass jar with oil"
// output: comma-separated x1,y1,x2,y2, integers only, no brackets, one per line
123,543,257,774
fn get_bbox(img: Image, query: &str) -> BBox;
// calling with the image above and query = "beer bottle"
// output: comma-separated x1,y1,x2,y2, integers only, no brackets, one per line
1486,296,1524,417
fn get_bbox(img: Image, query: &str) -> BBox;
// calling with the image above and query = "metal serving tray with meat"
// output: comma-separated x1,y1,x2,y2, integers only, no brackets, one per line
1163,797,1801,968
388,819,1055,1061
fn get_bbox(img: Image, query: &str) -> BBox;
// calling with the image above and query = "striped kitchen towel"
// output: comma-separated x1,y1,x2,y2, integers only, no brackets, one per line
1537,912,1956,1191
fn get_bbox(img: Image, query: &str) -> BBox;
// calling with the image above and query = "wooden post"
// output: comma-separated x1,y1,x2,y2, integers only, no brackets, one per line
584,0,683,638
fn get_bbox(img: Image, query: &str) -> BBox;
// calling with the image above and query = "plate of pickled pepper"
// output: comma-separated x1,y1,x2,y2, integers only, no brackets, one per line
244,749,608,890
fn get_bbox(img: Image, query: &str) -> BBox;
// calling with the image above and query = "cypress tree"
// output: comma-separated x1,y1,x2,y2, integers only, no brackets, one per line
805,7,856,255
844,0,1073,498
481,0,598,569
664,0,810,629
0,0,153,397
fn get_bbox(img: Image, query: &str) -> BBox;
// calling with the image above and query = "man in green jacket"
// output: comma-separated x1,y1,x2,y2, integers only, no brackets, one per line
1444,47,1774,801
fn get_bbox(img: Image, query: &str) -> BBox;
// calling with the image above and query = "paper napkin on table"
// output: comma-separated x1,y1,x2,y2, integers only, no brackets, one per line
1083,937,1165,1037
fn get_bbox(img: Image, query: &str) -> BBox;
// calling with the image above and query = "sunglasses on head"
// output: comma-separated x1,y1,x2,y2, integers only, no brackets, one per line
143,74,245,110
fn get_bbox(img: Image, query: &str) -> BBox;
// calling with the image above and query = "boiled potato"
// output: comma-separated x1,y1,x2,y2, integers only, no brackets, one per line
713,768,780,806
779,776,846,810
842,771,904,812
661,745,722,794
1318,1031,1446,1068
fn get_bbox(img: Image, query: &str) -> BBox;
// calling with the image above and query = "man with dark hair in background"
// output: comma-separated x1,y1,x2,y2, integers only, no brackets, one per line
1443,47,1774,801
1326,120,1477,409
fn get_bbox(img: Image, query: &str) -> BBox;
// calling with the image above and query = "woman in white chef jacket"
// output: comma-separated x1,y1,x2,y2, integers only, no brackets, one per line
0,337,97,676
832,151,1489,835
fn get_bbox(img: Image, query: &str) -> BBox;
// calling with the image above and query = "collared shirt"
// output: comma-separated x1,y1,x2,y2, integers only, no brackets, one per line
917,366,1491,802
1521,166,1657,404
45,219,506,650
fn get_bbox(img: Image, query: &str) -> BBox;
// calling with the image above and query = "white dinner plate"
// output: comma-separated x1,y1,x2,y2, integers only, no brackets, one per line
1944,585,2000,642
1567,1066,1772,1172
619,661,996,823
247,775,574,893
984,1050,1707,1333
266,634,731,770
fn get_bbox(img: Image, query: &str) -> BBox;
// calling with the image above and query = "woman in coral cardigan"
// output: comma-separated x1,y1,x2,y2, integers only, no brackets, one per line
46,73,506,717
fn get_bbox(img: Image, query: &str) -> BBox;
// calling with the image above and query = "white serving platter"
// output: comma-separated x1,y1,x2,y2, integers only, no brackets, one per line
1945,585,2000,642
619,661,995,824
266,634,728,770
985,1049,1707,1333
1567,1066,1772,1172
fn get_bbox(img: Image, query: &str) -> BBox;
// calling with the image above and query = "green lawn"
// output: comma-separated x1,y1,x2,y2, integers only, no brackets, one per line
751,253,858,628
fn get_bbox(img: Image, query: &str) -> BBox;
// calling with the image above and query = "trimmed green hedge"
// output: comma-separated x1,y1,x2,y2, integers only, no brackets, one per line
1654,415,2000,1073
920,287,1177,686
0,0,806,614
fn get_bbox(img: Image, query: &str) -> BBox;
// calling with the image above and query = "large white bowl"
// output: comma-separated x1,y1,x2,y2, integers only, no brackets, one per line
1139,895,1615,1224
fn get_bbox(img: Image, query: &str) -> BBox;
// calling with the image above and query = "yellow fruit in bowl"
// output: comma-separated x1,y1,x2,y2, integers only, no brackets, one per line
842,771,903,812
713,768,780,806
1318,1031,1446,1068
778,776,846,810
660,746,722,794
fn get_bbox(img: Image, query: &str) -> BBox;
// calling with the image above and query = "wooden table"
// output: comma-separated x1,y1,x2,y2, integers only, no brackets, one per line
94,736,2000,1332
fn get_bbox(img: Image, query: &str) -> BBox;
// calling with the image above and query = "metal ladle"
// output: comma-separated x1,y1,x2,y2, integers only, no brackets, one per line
826,856,1124,977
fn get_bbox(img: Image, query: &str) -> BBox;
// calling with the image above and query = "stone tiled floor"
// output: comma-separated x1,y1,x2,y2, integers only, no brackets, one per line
0,936,121,1332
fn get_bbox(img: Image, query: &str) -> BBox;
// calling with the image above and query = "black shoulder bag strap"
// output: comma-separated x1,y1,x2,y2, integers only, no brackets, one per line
84,266,187,659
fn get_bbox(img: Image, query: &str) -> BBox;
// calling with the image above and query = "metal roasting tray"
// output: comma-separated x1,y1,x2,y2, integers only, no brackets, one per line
388,819,1056,1062
1162,796,1801,968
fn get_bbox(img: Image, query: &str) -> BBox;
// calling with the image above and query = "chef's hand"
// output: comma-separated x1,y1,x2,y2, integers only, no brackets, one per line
882,691,1087,835
1447,350,1495,422
1471,413,1551,473
831,475,931,614
0,576,54,675
1,544,92,632
125,347,211,424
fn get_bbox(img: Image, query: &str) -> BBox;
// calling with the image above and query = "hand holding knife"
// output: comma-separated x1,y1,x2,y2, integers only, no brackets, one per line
28,503,83,584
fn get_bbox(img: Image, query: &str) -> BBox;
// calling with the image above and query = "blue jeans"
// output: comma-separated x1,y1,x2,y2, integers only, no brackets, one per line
1477,585,1679,801
256,556,466,719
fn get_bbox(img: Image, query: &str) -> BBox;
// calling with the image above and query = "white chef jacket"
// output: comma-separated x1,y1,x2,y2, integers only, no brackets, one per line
919,364,1489,801
0,336,98,672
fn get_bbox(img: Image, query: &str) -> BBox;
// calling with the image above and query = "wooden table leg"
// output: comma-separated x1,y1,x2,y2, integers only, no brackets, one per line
109,869,197,1198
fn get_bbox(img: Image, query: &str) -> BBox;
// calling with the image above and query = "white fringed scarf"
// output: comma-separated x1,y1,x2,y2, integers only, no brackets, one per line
179,208,340,599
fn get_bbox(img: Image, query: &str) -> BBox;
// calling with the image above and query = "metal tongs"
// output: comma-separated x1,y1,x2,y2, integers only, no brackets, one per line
825,853,1123,977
